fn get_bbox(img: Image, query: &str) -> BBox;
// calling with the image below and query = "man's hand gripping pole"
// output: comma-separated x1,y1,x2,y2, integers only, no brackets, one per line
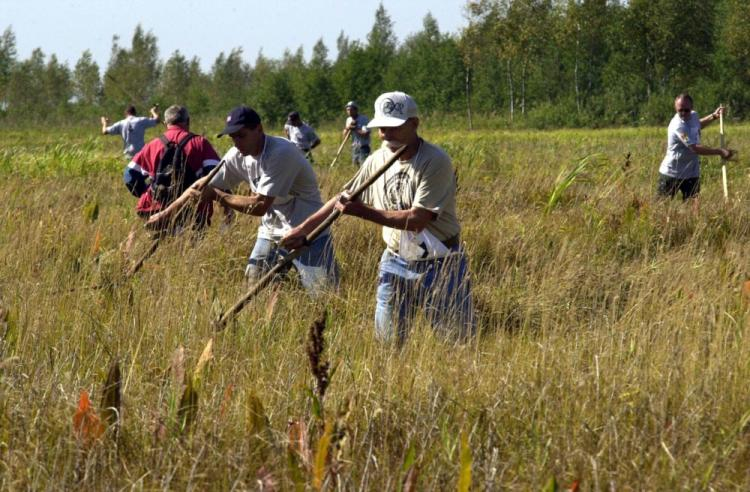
213,144,407,330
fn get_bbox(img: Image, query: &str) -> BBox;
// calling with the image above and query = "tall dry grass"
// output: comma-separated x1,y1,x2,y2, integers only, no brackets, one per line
1,121,750,489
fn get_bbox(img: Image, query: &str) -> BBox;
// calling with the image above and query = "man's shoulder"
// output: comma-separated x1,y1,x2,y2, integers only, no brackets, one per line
421,140,449,158
668,115,687,132
419,140,452,168
268,134,302,156
222,146,244,165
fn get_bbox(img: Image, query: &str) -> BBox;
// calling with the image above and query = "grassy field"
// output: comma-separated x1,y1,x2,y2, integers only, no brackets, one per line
2,118,750,490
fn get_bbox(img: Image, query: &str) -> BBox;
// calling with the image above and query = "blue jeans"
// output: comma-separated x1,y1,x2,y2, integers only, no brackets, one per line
246,234,339,295
352,145,370,166
375,248,475,343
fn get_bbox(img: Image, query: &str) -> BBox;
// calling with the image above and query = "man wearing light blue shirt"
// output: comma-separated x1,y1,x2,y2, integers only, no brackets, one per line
101,105,160,158
657,93,734,200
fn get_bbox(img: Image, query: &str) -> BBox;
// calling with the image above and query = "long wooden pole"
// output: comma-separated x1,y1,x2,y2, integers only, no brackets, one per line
125,159,226,278
329,128,351,168
720,105,728,201
214,144,408,330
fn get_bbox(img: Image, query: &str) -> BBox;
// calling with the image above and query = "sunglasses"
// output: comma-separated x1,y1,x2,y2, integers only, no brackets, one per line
677,108,691,114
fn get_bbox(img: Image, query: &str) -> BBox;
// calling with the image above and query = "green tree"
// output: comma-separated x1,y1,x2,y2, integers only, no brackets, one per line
159,50,191,106
362,3,397,104
209,48,250,113
72,50,101,108
185,57,210,116
0,26,17,110
713,0,750,117
250,52,295,124
43,54,72,114
5,48,46,119
103,25,161,113
292,39,338,124
386,14,464,113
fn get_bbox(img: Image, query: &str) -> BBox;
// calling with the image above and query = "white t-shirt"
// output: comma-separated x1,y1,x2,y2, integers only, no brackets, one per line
350,140,460,256
284,122,318,151
210,135,327,240
659,112,701,179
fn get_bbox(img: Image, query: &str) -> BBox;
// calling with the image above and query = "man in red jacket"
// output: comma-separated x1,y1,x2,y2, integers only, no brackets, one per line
123,105,221,226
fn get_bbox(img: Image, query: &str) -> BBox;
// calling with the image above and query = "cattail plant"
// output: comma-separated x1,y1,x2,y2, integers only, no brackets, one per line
307,311,330,403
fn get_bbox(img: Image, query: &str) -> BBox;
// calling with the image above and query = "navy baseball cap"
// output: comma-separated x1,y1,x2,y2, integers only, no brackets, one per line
217,106,261,137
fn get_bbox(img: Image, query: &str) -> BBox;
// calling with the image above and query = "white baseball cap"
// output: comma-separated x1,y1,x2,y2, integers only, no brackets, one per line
367,91,418,128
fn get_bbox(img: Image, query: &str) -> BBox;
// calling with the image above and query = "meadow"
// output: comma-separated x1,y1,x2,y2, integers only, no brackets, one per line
1,117,750,490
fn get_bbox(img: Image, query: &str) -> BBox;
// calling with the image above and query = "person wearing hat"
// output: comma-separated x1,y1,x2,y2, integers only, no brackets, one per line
284,111,321,163
101,104,160,158
283,92,475,342
343,101,371,166
148,106,338,294
124,105,220,225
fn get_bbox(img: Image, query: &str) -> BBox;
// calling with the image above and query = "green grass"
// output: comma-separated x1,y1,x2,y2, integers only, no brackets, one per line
2,120,750,489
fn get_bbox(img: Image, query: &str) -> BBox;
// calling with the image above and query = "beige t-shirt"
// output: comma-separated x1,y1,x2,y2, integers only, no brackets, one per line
349,140,460,253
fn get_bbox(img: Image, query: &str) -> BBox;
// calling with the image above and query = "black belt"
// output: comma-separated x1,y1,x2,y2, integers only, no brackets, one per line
442,234,460,249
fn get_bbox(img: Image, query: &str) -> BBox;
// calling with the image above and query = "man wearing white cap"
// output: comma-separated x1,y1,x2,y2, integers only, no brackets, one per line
343,101,371,166
283,91,475,343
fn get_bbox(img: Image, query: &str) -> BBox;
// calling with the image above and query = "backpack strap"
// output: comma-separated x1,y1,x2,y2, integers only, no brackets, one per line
176,132,196,151
159,134,171,149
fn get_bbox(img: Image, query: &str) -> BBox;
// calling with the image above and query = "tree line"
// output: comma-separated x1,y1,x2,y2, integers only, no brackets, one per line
1,0,749,129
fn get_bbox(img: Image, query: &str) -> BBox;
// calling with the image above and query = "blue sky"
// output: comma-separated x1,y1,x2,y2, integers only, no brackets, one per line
4,0,469,70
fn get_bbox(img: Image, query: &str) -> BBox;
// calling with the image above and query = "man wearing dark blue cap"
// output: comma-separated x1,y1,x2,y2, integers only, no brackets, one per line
148,106,338,294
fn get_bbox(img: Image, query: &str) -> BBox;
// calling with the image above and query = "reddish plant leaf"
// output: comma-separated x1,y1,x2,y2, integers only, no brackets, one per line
73,390,105,446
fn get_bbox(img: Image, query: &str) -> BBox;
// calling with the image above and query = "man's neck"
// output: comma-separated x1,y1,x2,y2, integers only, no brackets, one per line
168,123,189,132
398,137,421,161
251,133,266,158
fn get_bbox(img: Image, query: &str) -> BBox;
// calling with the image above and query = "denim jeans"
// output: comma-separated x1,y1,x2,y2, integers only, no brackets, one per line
374,247,475,343
245,234,339,295
352,145,371,166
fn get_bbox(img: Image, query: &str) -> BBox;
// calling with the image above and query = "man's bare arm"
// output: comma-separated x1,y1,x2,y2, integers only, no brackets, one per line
214,190,274,216
689,144,734,158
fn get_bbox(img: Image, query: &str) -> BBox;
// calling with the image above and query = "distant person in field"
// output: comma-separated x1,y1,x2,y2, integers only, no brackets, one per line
657,93,735,200
101,105,160,158
284,111,321,163
124,105,220,227
343,101,371,166
148,106,339,294
283,91,475,343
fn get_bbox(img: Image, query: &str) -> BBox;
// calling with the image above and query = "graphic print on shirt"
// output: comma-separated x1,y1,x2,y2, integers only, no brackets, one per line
384,171,413,211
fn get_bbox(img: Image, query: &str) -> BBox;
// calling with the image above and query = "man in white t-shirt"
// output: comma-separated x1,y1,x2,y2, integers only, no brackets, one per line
283,92,474,342
148,106,338,294
284,111,321,163
101,105,160,158
657,93,735,200
343,101,371,166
